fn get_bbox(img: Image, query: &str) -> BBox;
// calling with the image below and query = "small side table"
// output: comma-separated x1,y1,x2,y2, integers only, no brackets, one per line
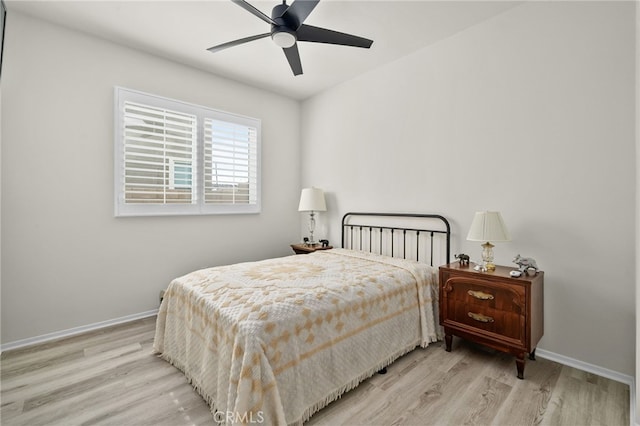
290,243,333,254
439,262,544,379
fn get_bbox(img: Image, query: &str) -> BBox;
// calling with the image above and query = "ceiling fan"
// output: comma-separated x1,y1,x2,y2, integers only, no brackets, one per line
208,0,374,76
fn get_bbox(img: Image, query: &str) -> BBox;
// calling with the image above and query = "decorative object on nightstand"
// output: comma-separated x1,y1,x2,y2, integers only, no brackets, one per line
298,187,326,245
466,211,511,271
473,263,487,272
454,253,470,266
513,254,539,275
439,262,544,379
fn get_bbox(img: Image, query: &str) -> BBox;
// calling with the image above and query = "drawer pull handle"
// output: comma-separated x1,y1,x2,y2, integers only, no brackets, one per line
468,312,494,323
468,290,494,300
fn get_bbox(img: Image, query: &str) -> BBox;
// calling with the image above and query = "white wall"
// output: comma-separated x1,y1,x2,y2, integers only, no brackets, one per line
302,1,636,376
635,1,639,422
1,12,301,344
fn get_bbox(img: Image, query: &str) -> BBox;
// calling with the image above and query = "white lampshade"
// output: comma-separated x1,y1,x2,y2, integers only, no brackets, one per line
298,187,326,212
466,211,511,242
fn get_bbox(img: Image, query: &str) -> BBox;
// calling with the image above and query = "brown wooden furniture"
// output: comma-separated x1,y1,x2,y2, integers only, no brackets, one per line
439,262,544,379
290,243,333,254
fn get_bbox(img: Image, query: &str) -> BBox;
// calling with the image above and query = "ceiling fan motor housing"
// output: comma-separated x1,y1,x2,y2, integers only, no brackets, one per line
271,3,297,47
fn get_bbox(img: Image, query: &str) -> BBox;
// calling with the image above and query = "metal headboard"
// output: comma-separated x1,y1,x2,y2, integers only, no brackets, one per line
341,212,451,266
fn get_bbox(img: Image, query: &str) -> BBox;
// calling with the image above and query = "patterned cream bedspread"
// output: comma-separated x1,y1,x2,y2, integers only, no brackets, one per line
153,248,441,425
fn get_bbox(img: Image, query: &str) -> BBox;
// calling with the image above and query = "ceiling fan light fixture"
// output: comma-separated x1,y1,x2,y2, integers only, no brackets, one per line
209,0,374,76
272,30,296,48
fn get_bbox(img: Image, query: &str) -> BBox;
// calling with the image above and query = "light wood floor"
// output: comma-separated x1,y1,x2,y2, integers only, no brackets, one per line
1,317,629,426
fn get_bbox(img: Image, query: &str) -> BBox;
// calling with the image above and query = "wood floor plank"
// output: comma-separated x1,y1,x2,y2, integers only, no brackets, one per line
57,360,188,425
490,354,563,426
391,345,497,424
0,317,630,426
1,318,155,366
0,318,155,381
438,376,512,425
602,379,631,426
540,366,589,425
90,380,212,426
2,343,150,402
338,345,463,424
304,381,377,425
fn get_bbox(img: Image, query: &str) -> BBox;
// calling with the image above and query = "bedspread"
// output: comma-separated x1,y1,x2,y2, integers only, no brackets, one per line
153,248,441,425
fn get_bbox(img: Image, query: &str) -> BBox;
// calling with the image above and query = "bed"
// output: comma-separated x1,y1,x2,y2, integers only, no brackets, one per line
153,212,451,425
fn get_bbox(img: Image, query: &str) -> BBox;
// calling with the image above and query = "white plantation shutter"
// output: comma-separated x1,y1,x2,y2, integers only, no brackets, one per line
115,87,260,216
204,119,258,206
122,102,196,204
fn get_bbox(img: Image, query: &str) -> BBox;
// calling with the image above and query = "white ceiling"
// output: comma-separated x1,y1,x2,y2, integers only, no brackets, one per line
7,1,520,100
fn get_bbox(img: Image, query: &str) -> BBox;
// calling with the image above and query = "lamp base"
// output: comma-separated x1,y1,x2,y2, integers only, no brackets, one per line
307,211,317,246
481,242,496,271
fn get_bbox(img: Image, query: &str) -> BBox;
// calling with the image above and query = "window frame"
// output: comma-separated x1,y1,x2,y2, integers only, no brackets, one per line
114,87,261,217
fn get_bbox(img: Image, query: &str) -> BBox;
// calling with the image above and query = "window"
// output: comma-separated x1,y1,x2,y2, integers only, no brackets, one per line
114,87,260,216
170,159,193,189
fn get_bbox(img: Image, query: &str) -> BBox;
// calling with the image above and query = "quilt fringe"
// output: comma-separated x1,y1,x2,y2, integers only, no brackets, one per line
154,351,224,424
292,339,437,426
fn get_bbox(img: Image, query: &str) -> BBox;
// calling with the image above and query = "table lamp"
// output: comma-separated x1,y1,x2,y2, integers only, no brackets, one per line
466,211,511,271
298,187,326,245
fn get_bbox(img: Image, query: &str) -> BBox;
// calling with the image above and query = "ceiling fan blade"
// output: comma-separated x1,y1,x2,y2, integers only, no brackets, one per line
283,44,303,76
231,0,277,25
207,33,270,53
296,24,373,49
281,0,320,29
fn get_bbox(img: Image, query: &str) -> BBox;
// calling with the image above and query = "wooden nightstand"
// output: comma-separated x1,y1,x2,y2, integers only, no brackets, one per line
439,262,544,379
290,243,333,254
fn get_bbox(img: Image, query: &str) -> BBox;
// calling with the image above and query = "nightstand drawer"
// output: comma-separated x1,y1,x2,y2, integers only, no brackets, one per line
442,276,526,343
443,277,525,315
444,300,524,343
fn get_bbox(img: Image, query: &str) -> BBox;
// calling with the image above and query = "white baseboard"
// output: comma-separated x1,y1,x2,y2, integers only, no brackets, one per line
0,309,159,353
536,348,636,426
536,348,633,386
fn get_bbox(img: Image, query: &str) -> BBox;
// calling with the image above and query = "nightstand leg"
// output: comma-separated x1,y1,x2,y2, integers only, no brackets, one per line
529,348,536,361
445,334,452,352
516,353,525,380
